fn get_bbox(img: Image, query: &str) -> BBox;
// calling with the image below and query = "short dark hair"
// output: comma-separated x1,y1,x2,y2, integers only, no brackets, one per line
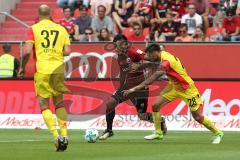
63,6,71,11
145,43,161,53
113,34,128,42
79,5,88,11
226,9,235,16
2,43,11,53
132,22,142,29
97,5,106,12
84,27,94,33
180,23,188,30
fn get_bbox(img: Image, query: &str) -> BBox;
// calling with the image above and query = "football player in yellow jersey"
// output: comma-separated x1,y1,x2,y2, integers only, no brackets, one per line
18,5,71,151
123,43,224,144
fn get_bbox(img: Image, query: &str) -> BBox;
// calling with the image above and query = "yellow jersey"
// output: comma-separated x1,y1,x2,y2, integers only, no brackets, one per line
159,51,194,90
26,19,70,74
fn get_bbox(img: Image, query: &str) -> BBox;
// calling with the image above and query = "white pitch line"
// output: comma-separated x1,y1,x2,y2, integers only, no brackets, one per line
0,140,44,143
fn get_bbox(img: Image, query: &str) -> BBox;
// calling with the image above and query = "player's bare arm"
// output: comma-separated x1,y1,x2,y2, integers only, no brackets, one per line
63,44,71,56
123,70,165,97
131,61,159,72
18,42,33,78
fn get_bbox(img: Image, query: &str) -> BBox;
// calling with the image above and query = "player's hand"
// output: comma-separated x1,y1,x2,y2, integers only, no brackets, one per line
17,68,25,79
122,89,135,98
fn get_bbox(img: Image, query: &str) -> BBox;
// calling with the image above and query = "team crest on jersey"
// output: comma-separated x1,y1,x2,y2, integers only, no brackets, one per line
126,57,131,63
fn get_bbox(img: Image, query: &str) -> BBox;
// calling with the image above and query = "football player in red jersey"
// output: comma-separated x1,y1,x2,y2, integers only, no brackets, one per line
99,34,167,140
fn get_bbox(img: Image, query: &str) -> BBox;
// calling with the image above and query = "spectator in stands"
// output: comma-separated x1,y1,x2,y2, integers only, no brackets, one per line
0,43,19,78
74,5,92,40
127,22,146,41
214,10,226,27
181,4,203,35
91,5,115,34
192,0,210,32
169,0,187,24
57,0,78,10
146,23,166,41
151,0,170,24
59,6,76,40
112,0,134,31
206,11,225,41
90,0,113,16
175,23,193,42
161,12,178,41
220,9,240,41
192,26,208,42
128,0,153,26
80,27,99,42
98,28,114,41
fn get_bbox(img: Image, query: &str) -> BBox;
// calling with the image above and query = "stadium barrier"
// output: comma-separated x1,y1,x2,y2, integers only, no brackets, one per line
0,42,240,131
0,80,239,131
0,42,240,79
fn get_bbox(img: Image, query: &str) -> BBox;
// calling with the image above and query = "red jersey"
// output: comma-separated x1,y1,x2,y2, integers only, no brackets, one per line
127,34,146,41
170,0,186,17
138,0,153,16
59,18,75,34
222,17,240,34
118,46,145,88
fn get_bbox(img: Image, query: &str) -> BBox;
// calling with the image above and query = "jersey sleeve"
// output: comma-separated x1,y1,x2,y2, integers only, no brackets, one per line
128,47,145,61
160,60,170,72
25,28,34,43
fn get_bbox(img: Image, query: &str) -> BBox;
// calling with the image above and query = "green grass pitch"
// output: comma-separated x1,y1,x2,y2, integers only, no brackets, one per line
0,129,239,160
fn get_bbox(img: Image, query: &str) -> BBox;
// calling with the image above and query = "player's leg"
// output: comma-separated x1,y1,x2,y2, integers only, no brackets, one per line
181,85,224,144
131,90,167,134
53,94,68,150
38,97,59,139
34,73,62,150
99,97,119,140
35,72,70,151
191,108,224,144
144,84,176,140
38,96,64,151
144,96,170,140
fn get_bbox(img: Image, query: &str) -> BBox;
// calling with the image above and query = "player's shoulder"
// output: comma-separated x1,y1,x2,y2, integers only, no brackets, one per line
161,51,174,61
50,21,66,30
161,51,171,57
31,22,39,29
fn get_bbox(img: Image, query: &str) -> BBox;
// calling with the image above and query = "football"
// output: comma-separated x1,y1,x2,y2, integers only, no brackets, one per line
84,128,99,143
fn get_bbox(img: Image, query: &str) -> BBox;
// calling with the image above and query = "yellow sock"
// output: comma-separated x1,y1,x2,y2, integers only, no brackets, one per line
41,109,59,139
202,116,220,135
56,107,68,137
152,112,162,134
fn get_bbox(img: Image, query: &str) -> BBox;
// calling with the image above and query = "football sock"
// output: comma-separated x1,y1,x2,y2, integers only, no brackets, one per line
41,108,59,139
152,112,162,134
106,109,115,131
202,116,220,135
56,107,68,137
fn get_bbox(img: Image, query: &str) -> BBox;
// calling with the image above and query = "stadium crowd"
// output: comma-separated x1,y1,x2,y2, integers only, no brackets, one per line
51,0,240,42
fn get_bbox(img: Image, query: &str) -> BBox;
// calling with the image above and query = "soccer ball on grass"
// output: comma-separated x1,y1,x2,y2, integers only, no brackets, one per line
84,128,99,143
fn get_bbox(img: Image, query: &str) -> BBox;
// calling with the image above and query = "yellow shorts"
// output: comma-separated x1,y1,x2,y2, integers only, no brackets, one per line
161,83,203,112
34,72,69,98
